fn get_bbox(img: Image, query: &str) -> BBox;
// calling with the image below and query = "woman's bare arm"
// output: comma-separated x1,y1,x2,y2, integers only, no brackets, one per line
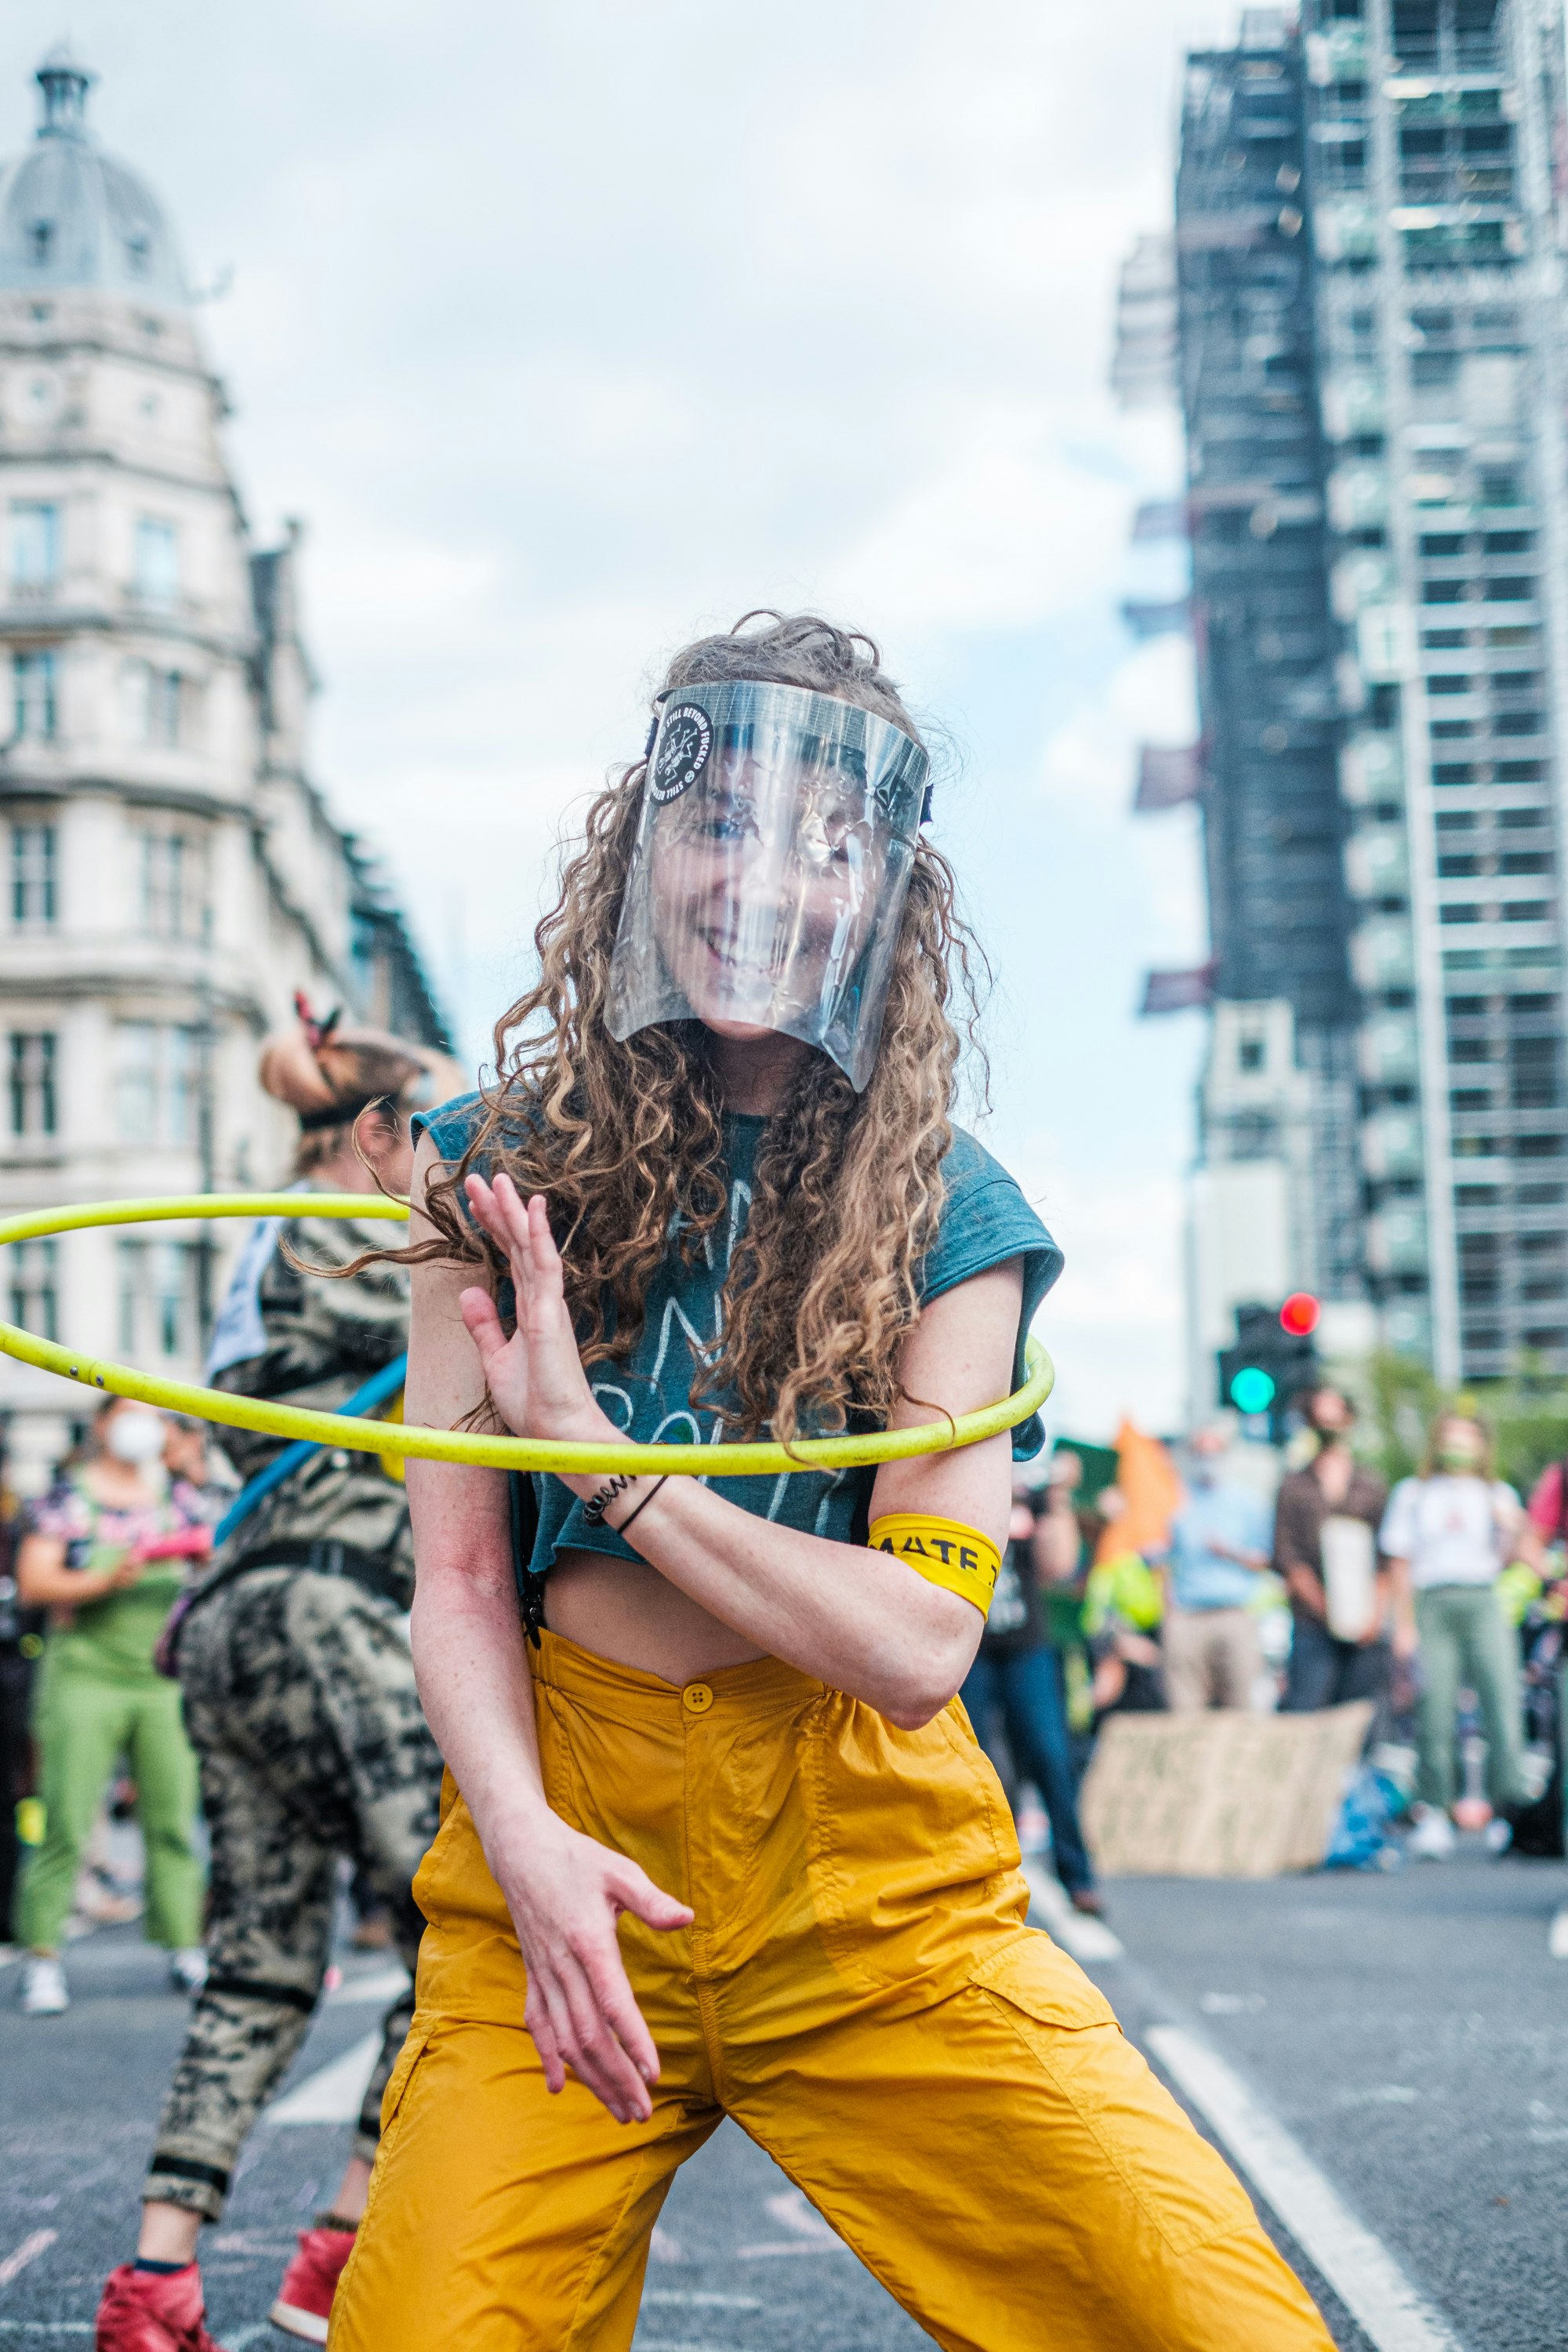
580,1267,1018,1727
459,1159,1024,1728
404,1142,691,2129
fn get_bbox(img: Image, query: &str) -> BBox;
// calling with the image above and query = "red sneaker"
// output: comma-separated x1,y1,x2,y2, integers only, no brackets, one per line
269,2225,357,2343
95,2264,224,2352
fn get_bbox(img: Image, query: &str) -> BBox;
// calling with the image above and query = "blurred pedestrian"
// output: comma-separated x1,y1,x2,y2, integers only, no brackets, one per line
14,1399,210,2014
95,1007,460,2352
1158,1420,1272,1712
1515,1471,1568,1951
960,1456,1102,1915
1381,1411,1526,1860
1082,1486,1167,1722
1276,1387,1389,1721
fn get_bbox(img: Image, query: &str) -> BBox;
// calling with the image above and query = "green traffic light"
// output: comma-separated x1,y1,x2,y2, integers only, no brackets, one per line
1229,1366,1276,1415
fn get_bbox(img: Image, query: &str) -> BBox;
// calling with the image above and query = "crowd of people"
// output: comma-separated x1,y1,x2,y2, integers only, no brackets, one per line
966,1381,1568,1909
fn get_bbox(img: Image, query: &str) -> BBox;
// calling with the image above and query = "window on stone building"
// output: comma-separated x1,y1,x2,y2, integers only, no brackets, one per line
8,1030,56,1138
8,1237,57,1342
150,668,182,746
13,649,57,740
132,517,180,608
10,822,56,925
114,1021,199,1147
122,659,189,748
117,1237,198,1360
9,500,59,590
136,827,209,942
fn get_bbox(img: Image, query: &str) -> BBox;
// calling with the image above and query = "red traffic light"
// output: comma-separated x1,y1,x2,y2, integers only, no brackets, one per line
1280,1292,1320,1338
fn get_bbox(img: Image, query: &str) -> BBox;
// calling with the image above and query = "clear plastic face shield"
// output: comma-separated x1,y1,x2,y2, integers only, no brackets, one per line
605,681,930,1091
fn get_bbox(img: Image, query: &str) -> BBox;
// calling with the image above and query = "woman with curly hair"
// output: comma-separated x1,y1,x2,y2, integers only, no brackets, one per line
332,614,1332,2352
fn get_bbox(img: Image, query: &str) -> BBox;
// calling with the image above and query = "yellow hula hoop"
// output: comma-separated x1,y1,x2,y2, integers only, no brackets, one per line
0,1195,1054,1479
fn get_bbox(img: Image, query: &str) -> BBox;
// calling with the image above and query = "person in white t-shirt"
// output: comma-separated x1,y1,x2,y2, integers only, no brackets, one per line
1380,1412,1526,1860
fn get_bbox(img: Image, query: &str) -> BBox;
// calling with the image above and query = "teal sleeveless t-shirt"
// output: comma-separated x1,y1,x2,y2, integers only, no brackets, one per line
416,1094,1062,1583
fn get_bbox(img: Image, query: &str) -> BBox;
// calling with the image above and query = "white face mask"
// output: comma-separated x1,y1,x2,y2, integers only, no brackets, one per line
105,1408,166,1465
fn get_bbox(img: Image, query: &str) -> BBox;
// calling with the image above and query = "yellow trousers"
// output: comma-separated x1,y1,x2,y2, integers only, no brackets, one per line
331,1632,1332,2352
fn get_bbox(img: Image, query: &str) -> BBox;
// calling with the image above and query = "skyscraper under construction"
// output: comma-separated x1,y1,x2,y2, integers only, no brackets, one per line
1139,0,1568,1393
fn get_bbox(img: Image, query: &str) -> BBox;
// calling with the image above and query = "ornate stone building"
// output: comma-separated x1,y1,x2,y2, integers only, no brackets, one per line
0,49,449,1485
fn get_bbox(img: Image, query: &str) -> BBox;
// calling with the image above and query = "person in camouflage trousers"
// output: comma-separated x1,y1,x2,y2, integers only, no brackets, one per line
149,1568,430,2210
96,1009,464,2352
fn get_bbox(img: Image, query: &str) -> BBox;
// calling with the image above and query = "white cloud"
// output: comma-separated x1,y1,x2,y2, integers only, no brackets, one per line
1039,634,1200,822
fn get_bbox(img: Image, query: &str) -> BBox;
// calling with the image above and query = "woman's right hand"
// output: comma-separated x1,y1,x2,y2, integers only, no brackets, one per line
486,1807,693,2125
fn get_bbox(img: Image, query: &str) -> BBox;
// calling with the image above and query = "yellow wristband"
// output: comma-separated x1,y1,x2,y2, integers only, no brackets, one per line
867,1514,1001,1618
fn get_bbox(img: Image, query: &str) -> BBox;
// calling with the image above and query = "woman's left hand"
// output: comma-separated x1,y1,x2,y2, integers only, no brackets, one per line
458,1174,619,1452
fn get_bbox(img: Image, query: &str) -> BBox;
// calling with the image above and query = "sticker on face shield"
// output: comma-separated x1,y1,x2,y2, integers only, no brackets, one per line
648,703,713,804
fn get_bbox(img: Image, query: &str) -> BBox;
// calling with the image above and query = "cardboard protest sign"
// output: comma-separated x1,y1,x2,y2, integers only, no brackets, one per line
1080,1703,1373,1878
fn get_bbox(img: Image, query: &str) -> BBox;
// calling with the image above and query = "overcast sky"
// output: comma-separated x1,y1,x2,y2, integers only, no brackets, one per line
3,0,1247,1437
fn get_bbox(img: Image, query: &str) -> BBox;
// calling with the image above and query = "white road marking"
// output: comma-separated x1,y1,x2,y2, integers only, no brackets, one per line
1022,1860,1124,1962
764,2190,832,2240
325,1965,409,2008
265,2030,381,2125
0,2327,89,2336
735,2186,850,2259
1336,2085,1418,2108
1145,2024,1464,2352
637,2341,767,2351
223,2329,278,2350
733,2242,849,2259
0,2233,56,2288
1549,1904,1568,1960
643,2293,763,2308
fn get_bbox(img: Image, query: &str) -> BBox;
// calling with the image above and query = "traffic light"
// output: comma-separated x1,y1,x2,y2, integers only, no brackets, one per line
1216,1299,1320,1440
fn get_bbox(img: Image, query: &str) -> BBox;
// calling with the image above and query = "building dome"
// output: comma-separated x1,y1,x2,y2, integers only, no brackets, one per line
0,49,186,310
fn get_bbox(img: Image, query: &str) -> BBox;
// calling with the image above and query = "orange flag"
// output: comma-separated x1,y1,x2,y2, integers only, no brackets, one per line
1095,1418,1181,1562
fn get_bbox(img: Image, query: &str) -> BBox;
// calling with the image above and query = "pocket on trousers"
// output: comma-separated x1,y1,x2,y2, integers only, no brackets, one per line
376,2020,430,2142
411,1780,511,1945
532,1684,586,1831
801,1695,1014,1987
969,1930,1119,2034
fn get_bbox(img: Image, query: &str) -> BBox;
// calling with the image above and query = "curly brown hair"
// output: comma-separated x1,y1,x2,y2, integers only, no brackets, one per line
412,612,988,1442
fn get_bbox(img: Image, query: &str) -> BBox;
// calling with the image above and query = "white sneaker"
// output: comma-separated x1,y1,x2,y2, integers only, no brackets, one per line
20,1955,68,2014
1520,1746,1555,1805
1406,1806,1456,1861
1485,1817,1514,1856
169,1947,208,1997
1550,1906,1568,1961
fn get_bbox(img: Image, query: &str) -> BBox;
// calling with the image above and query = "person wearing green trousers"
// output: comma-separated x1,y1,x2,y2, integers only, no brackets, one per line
16,1396,212,2013
1381,1410,1527,1860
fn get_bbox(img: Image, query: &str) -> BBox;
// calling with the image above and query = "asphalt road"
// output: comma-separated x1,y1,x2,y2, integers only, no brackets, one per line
2,1838,1562,2350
